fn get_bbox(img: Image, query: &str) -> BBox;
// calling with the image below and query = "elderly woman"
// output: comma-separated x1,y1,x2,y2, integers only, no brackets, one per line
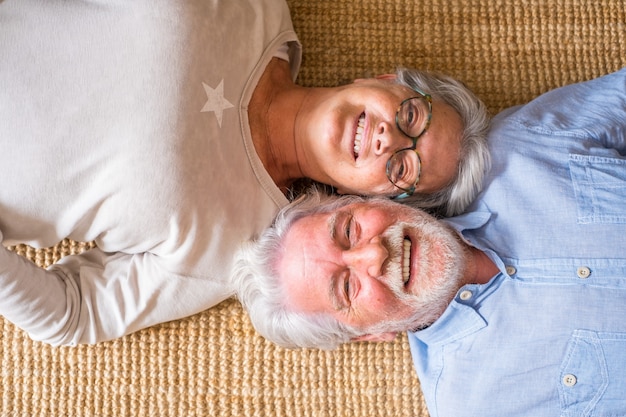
0,0,489,345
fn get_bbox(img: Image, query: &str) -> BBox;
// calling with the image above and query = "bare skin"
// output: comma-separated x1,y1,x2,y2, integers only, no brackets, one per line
248,58,466,197
276,199,499,341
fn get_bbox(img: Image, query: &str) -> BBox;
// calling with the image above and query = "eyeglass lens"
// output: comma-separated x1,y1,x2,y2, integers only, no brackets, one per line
387,149,421,191
397,97,431,138
387,96,429,192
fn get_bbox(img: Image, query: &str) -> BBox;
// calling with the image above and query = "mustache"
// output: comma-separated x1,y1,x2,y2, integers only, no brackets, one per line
364,218,466,335
380,223,406,286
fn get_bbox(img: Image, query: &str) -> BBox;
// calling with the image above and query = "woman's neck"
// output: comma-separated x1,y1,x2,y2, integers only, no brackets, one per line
248,58,306,194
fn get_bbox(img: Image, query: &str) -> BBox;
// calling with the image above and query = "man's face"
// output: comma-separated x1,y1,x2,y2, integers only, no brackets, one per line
276,199,467,339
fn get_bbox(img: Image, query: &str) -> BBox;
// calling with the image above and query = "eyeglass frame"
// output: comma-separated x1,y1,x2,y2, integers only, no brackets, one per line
385,89,433,199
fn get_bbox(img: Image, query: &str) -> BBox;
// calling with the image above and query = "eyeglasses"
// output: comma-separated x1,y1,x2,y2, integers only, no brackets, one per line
385,90,432,199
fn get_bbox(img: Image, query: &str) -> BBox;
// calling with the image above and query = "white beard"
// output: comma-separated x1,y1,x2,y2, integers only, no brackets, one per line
365,216,466,335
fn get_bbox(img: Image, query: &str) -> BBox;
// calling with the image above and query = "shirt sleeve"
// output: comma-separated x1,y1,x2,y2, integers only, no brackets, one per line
0,233,208,346
508,67,626,155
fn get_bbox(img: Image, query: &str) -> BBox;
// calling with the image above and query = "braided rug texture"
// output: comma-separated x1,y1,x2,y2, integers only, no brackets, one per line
1,0,624,416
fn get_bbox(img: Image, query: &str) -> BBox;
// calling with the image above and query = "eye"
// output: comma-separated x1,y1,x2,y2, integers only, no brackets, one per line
405,104,417,127
344,215,355,247
343,273,352,306
396,161,406,181
393,153,414,185
401,101,420,133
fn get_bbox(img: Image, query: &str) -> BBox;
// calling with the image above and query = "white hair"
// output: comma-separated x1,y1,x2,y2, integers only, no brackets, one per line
233,186,467,350
393,68,491,217
233,188,369,349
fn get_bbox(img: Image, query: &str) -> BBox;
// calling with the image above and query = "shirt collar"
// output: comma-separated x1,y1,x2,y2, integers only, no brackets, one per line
442,203,510,273
442,201,492,234
408,292,487,345
408,204,508,346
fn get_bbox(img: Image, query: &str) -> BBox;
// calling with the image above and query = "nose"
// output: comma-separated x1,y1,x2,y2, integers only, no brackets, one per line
373,120,411,156
372,120,394,156
342,236,388,278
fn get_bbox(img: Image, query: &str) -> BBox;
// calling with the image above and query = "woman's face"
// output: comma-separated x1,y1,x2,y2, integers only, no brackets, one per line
295,78,464,197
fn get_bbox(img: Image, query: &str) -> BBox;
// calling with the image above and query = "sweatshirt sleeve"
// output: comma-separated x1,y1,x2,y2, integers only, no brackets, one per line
0,233,207,346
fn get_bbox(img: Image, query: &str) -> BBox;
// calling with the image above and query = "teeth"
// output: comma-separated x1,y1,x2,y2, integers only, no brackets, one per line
403,238,411,285
354,114,365,156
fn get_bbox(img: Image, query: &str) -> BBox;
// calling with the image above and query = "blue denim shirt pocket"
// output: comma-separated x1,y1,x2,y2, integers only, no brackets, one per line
559,330,626,417
569,154,626,224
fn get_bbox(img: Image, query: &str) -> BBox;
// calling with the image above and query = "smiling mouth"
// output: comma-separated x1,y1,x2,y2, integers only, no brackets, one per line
353,113,365,159
402,237,411,286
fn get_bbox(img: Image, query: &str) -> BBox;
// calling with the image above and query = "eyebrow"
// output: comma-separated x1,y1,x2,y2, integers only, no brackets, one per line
327,211,346,310
329,274,344,311
328,211,340,242
329,210,352,244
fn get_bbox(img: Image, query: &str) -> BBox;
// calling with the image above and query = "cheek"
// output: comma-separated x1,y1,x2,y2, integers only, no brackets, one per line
358,272,419,320
337,170,395,196
419,144,461,193
357,280,399,317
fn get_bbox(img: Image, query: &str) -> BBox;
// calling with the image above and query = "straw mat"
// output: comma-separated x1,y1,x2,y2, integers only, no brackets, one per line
1,0,624,416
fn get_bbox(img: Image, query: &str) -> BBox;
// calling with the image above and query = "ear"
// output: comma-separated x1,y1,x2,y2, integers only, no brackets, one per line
351,332,398,343
353,73,397,84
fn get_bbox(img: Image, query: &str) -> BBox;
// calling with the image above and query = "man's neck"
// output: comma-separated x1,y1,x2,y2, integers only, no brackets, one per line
466,246,499,285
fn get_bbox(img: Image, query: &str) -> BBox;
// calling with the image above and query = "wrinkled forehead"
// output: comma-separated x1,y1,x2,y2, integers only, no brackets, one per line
275,211,336,313
278,212,328,269
274,199,403,295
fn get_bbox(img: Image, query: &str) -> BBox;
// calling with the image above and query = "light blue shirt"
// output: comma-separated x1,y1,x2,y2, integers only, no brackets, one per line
408,68,626,417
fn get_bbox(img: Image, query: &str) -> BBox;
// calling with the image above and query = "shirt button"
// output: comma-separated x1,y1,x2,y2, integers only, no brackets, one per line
459,290,473,301
505,266,516,276
562,374,577,387
576,266,591,279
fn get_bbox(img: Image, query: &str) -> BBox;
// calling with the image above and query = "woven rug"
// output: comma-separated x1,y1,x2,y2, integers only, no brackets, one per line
1,0,624,416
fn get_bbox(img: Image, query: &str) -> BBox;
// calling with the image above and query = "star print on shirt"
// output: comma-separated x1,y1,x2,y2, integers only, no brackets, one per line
201,80,234,127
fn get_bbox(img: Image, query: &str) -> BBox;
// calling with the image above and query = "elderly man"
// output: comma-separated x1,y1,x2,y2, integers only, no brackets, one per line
234,68,626,417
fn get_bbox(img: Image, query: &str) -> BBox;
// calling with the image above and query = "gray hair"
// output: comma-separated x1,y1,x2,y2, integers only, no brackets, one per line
233,188,377,350
393,68,491,217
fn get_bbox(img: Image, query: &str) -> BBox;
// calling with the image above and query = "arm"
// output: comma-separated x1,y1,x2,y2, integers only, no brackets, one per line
0,234,218,346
